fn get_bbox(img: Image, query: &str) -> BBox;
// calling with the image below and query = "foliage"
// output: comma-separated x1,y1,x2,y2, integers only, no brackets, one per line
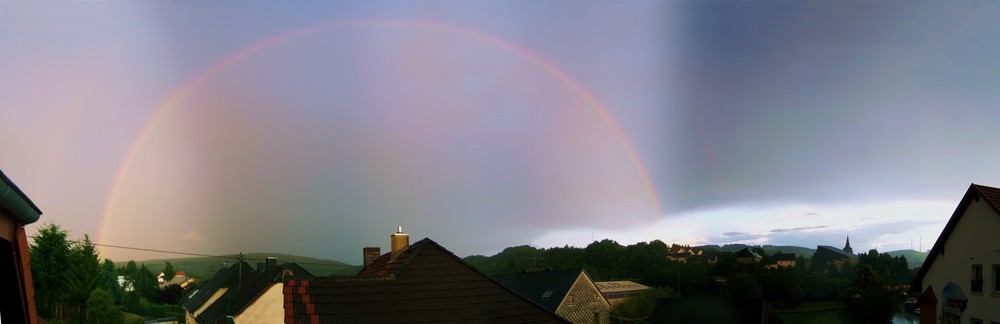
30,222,71,319
844,265,904,323
158,284,184,305
101,259,124,305
728,272,763,299
86,289,124,324
65,235,104,322
118,261,159,313
610,287,677,322
162,261,176,282
759,267,804,307
464,238,914,308
857,249,912,285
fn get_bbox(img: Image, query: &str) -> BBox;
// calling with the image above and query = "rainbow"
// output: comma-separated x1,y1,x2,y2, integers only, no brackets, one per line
98,19,662,245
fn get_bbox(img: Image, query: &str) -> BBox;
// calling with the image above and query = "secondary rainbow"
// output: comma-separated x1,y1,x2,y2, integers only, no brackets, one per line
98,19,663,245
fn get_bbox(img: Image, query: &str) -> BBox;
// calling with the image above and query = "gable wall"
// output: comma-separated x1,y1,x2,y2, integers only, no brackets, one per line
923,198,1000,322
234,283,282,324
555,273,610,324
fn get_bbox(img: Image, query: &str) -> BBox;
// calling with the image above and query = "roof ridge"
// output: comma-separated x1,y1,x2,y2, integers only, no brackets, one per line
388,238,431,276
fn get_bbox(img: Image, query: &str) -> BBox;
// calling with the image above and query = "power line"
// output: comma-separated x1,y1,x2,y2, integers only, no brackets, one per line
28,236,356,268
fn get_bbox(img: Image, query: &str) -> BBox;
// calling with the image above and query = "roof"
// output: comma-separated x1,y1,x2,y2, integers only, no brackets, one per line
182,261,257,313
195,262,313,323
910,183,1000,293
815,246,853,258
735,247,762,259
285,238,568,323
594,281,650,294
493,269,588,312
0,169,42,224
772,253,796,262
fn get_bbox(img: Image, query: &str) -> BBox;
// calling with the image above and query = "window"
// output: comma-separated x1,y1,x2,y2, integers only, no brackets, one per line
993,265,1000,293
972,265,984,293
541,290,554,299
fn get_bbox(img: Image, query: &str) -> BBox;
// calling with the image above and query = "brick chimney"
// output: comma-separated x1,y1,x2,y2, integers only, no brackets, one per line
363,247,381,267
391,226,409,257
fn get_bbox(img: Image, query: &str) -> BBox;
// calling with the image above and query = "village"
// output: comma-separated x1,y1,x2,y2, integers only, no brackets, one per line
6,168,1000,323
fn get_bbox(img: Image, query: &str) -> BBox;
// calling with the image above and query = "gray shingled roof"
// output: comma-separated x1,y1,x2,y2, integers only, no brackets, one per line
195,262,313,323
493,269,586,312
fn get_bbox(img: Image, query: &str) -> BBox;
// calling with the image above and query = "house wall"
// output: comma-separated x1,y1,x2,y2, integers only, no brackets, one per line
234,283,283,324
555,273,610,324
923,198,1000,323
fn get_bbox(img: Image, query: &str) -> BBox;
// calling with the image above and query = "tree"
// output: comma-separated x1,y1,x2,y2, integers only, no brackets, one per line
65,235,103,323
611,287,677,321
584,239,624,274
29,222,71,320
162,261,175,282
101,259,123,306
86,289,124,324
729,272,763,299
845,265,903,323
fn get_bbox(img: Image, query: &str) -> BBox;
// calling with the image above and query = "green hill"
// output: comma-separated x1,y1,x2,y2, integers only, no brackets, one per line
886,249,928,266
116,253,361,280
697,244,817,258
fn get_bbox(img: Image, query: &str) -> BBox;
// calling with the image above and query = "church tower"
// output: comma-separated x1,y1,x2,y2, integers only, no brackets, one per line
843,235,853,254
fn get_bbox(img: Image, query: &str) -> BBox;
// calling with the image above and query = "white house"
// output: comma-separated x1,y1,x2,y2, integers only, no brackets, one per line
910,183,1000,324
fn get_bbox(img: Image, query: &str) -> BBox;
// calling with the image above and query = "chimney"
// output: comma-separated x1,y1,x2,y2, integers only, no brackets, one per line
266,257,277,271
363,247,381,267
391,226,409,256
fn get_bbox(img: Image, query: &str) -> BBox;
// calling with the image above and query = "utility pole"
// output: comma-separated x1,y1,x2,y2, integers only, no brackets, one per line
237,252,244,291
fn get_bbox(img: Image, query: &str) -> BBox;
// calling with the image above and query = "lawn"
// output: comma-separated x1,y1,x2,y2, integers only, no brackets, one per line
772,301,845,324
123,311,146,324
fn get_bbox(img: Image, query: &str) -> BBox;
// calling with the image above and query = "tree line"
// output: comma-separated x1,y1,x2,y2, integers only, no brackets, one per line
465,239,913,323
30,222,187,324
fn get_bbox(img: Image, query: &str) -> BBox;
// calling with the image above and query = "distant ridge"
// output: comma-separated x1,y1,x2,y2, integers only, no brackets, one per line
114,252,361,280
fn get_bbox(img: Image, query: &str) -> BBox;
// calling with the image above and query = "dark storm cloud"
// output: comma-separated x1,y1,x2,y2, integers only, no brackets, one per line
662,1,1000,213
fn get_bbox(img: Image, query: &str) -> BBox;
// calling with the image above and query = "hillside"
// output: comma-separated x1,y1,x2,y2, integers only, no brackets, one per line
886,249,928,265
116,252,361,280
698,244,817,258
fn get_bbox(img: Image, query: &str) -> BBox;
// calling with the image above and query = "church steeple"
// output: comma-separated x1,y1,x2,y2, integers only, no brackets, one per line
843,235,853,254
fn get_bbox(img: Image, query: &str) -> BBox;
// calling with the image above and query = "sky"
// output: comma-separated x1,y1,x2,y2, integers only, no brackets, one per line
4,1,1000,265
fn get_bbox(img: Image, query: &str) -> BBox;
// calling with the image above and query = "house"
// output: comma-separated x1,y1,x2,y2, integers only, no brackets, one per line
494,269,610,323
159,271,191,287
909,183,1000,324
810,240,856,273
0,170,43,324
735,247,763,264
594,281,650,307
283,227,568,323
667,244,703,263
765,253,796,270
183,257,312,324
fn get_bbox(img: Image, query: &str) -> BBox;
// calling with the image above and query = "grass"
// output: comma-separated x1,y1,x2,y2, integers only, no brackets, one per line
123,311,146,324
771,301,845,324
